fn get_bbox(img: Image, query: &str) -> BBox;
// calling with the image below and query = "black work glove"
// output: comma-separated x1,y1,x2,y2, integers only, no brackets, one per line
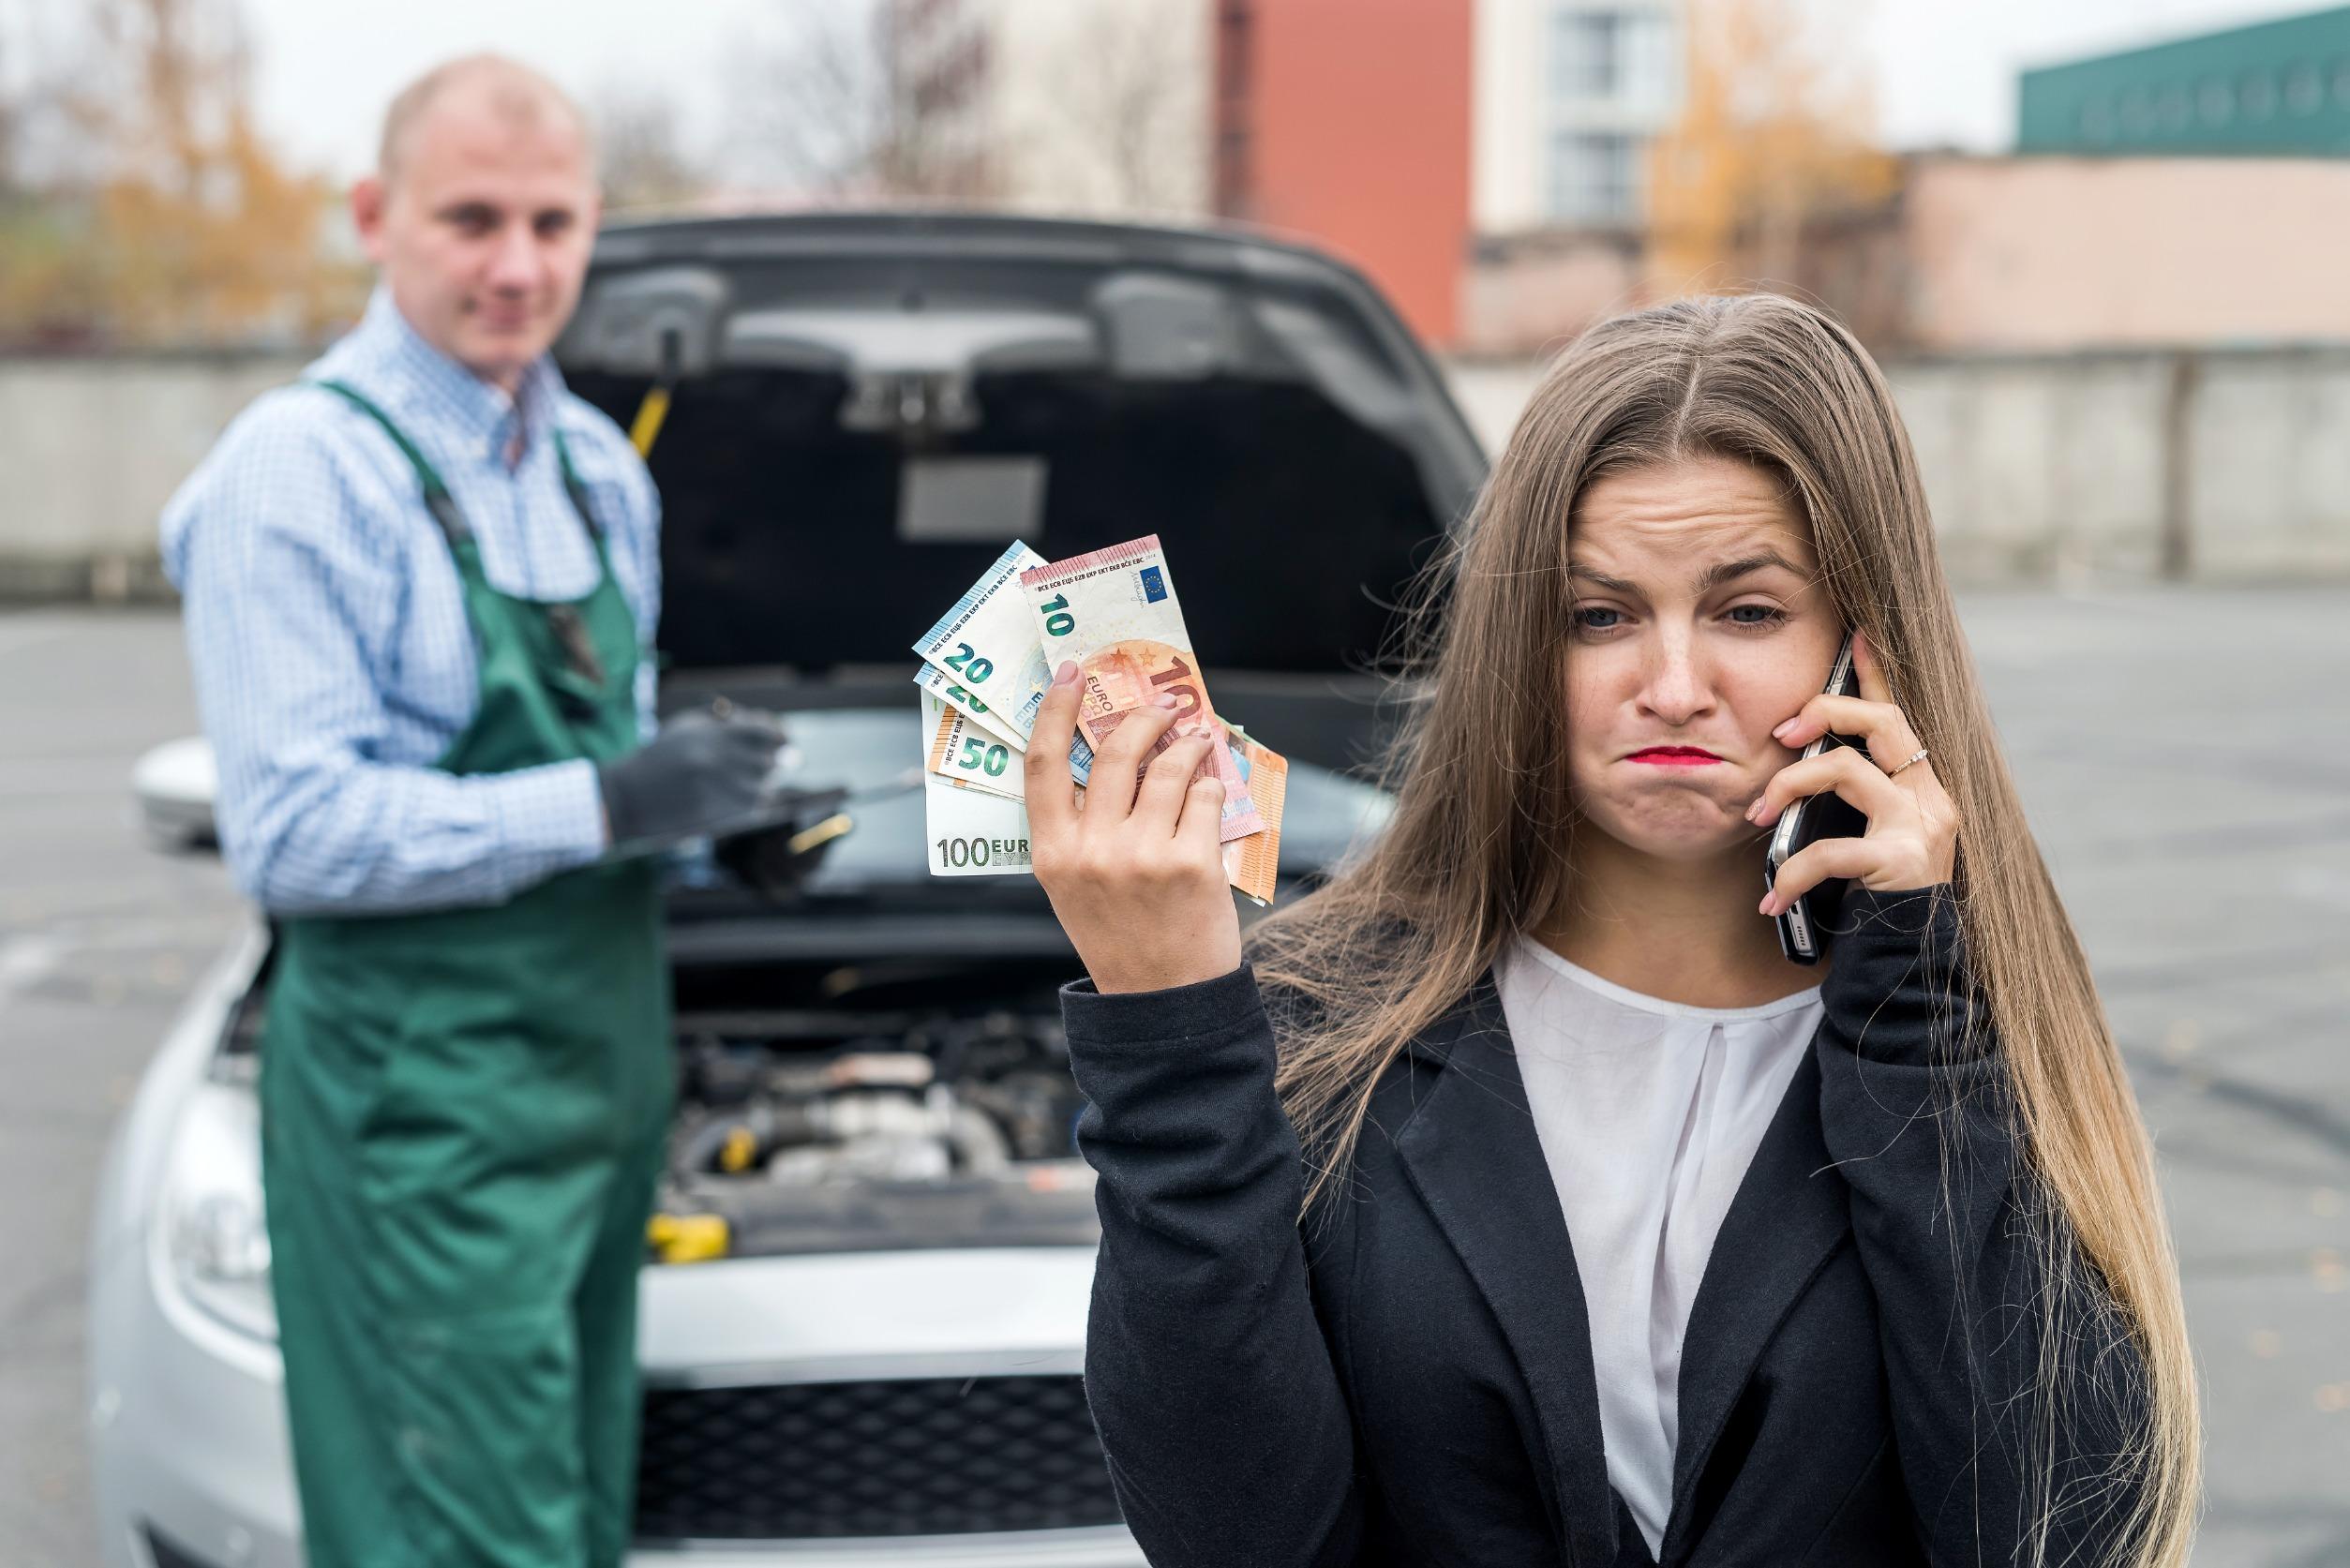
597,708,786,846
714,788,852,901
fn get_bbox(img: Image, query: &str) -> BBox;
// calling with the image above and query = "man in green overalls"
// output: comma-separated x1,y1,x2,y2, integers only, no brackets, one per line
159,55,782,1567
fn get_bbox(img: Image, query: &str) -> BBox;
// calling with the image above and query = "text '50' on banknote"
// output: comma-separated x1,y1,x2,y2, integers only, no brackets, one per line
1017,535,1265,843
919,697,1033,876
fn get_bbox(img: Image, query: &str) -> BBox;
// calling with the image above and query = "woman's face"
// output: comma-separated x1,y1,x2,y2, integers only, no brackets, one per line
1562,454,1844,864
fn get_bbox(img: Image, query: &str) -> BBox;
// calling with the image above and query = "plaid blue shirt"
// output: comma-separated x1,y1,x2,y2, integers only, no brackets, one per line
161,289,661,916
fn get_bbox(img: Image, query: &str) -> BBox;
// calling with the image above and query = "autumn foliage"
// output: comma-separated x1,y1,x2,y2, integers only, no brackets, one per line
1645,0,1897,296
0,0,365,348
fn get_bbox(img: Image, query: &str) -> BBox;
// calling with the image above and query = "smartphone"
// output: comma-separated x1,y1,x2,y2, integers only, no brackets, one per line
1765,635,1866,964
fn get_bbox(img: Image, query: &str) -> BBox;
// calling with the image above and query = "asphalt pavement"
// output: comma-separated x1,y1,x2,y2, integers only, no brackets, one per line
1,595,2344,1567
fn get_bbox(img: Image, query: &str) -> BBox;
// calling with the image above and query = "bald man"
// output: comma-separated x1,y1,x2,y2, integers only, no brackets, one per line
160,55,779,1567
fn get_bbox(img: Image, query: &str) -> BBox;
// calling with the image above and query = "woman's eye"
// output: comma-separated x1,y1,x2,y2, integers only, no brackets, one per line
1726,604,1788,628
1571,606,1623,634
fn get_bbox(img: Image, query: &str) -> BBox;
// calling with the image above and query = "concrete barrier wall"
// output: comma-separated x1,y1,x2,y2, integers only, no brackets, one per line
5,345,2349,599
0,352,307,599
1447,345,2350,583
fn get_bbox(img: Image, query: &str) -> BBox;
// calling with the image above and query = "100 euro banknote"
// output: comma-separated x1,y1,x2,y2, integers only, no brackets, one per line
1018,535,1264,843
921,695,1034,876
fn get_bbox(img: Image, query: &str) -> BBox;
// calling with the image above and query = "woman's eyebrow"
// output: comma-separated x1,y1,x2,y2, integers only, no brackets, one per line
1694,551,1807,592
1566,550,1806,596
1565,564,1639,594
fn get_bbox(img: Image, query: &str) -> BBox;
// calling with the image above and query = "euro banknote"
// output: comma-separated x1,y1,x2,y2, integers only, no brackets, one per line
923,692,1026,803
911,663,1025,751
1017,534,1264,844
917,539,1281,896
1221,727,1287,905
912,663,1093,784
911,540,1055,741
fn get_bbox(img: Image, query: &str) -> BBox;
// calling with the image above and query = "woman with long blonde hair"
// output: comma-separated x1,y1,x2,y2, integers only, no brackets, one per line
1023,293,2200,1567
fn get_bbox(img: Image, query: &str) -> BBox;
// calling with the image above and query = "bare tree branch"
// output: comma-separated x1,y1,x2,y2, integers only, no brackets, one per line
592,83,714,214
720,0,994,202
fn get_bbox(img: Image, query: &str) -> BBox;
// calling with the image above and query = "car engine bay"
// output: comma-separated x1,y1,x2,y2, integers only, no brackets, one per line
222,942,1105,1262
651,953,1102,1260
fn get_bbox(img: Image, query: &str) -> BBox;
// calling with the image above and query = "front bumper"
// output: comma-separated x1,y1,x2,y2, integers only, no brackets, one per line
93,1234,1141,1567
141,1525,1144,1568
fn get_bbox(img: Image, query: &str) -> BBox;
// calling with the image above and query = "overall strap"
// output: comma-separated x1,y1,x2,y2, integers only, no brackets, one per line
310,378,473,548
312,378,606,548
550,429,605,545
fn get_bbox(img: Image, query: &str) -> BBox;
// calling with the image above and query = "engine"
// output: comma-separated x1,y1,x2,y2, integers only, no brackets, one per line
667,1009,1087,1189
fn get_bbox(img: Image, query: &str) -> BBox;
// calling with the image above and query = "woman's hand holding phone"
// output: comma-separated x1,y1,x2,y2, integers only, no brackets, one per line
1025,659,1244,994
1746,632,1961,918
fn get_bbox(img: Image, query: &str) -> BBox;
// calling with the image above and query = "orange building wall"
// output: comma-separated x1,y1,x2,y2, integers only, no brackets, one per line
1215,0,1475,347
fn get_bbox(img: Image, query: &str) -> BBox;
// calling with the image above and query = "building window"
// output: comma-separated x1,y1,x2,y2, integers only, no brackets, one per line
1553,10,1624,97
2240,71,2277,118
2156,82,2191,131
1550,6,1680,115
1548,130,1639,224
2285,62,2324,114
2198,78,2234,125
2118,86,2156,135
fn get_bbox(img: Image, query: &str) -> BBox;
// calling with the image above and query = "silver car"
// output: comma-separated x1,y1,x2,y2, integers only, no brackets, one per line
88,212,1484,1568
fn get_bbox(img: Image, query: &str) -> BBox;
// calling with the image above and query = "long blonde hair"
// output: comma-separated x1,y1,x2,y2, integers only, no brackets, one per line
1252,293,2198,1567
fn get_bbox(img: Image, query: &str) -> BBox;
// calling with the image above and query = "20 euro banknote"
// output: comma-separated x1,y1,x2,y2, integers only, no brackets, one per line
912,543,1095,784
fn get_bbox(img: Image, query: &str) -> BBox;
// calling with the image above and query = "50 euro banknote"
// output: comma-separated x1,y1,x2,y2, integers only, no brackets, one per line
912,662,1092,784
921,700,1285,901
922,692,1033,876
925,696,1025,803
1017,534,1264,843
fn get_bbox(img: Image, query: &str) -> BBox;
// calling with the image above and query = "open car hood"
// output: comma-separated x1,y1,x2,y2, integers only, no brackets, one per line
557,212,1485,683
551,212,1483,898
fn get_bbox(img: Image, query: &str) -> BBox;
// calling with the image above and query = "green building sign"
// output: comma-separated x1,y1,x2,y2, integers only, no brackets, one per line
2017,6,2350,155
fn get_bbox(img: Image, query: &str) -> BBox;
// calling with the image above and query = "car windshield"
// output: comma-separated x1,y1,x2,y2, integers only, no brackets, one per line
673,708,1393,900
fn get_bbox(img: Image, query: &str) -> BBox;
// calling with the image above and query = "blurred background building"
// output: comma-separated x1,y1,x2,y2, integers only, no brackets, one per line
2018,4,2350,156
9,0,2350,594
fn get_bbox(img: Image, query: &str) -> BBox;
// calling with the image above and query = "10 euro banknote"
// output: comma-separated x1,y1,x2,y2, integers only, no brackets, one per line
1017,535,1265,843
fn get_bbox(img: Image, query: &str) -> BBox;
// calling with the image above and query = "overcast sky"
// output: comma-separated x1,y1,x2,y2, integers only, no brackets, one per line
230,0,2321,182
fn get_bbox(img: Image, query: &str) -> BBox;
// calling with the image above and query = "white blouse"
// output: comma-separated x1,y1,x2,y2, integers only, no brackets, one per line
1494,936,1826,1560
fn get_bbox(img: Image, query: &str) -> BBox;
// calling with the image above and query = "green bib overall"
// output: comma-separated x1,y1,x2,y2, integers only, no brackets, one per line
260,381,671,1567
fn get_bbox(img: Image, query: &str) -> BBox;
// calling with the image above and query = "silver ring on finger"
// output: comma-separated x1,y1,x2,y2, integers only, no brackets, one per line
1886,746,1929,778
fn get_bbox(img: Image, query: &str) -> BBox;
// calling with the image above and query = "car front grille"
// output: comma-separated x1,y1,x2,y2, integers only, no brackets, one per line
633,1373,1123,1541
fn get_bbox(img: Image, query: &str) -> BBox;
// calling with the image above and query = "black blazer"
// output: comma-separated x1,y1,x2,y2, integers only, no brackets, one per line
1060,887,2148,1567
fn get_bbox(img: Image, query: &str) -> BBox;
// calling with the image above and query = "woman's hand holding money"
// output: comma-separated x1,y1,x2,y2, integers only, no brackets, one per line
1026,659,1242,994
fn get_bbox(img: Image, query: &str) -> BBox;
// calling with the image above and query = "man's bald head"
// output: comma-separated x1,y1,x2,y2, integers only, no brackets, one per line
353,53,602,394
378,54,593,189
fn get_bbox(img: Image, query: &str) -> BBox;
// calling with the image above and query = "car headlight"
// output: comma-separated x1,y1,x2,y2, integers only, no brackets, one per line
157,1080,277,1342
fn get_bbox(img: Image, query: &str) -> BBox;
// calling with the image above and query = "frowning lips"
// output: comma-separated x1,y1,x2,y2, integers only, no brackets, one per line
1625,746,1724,765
